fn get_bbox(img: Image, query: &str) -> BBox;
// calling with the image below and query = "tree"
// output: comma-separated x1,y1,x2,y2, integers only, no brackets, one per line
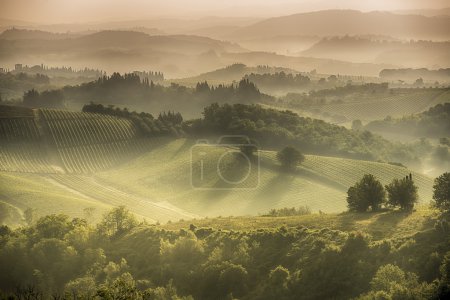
97,206,138,238
23,89,39,107
277,146,304,171
433,172,450,212
347,174,386,212
385,175,418,211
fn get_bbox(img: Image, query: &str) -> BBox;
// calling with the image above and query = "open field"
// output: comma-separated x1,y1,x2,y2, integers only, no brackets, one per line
0,108,436,226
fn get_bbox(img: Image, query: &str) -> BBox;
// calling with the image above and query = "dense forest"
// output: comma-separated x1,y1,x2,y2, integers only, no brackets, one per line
40,73,271,115
185,103,424,164
0,203,448,300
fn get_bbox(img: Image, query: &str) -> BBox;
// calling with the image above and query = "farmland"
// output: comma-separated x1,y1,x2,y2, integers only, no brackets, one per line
278,88,450,125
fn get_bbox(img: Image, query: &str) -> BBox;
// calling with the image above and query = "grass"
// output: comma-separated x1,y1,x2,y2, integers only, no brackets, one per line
0,106,436,226
162,205,438,241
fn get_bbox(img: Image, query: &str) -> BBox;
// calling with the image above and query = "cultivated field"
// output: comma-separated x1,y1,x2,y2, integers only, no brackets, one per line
0,108,436,226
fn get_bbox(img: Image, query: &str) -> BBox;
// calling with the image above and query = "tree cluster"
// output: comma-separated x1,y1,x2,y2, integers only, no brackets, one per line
23,88,65,109
82,103,184,137
0,205,448,299
347,174,419,212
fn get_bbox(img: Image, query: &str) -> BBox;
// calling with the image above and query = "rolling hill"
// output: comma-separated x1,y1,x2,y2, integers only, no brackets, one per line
0,107,435,227
230,10,450,40
300,36,450,68
0,29,245,77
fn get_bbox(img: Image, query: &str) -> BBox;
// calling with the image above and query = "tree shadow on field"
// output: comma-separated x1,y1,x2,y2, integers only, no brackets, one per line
172,138,195,159
336,212,376,232
367,210,410,239
247,173,296,214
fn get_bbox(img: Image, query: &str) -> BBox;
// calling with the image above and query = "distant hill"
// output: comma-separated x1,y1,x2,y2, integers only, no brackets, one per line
394,7,450,17
300,36,450,68
0,30,246,77
172,63,299,86
231,10,450,40
0,28,79,40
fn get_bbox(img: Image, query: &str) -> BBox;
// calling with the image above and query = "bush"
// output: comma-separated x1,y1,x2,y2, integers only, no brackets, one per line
276,146,305,171
433,172,450,212
347,174,386,212
385,175,418,211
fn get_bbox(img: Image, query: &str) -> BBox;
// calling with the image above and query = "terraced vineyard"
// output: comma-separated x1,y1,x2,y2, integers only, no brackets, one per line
41,109,153,173
0,107,59,173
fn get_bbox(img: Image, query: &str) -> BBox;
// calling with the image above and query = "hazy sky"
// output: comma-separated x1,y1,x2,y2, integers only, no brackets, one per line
1,0,449,23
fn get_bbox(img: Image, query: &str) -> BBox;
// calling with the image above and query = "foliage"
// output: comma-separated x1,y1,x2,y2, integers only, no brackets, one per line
244,71,311,89
347,174,386,212
365,102,450,138
23,88,65,108
385,176,419,211
61,73,272,114
188,103,423,164
97,206,138,239
82,102,183,137
433,172,450,212
276,146,305,171
264,206,311,217
0,206,448,299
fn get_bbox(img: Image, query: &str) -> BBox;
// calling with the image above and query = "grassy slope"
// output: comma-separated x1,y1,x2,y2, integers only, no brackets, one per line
271,89,450,125
162,205,438,241
94,138,434,218
1,137,434,225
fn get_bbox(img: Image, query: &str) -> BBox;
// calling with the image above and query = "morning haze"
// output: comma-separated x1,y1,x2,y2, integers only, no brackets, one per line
0,0,449,299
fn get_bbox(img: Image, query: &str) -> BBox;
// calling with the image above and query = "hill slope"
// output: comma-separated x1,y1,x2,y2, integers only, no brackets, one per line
231,10,450,40
0,107,435,225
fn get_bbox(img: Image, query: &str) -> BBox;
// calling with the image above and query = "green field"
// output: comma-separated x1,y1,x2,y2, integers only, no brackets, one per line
0,108,436,226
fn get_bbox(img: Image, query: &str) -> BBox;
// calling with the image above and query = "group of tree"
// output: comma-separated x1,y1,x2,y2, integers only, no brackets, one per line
0,72,51,101
82,102,184,137
59,73,272,115
186,103,421,165
23,88,65,108
365,102,450,139
347,174,418,212
0,204,448,299
347,172,450,213
244,72,311,89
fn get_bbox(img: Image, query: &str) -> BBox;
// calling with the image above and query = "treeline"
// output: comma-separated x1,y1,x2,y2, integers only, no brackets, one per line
365,103,450,138
23,89,65,109
132,70,164,82
309,82,389,97
0,205,448,299
380,68,450,83
11,64,104,79
185,103,420,163
0,72,51,101
244,72,311,89
60,73,272,114
82,103,184,137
